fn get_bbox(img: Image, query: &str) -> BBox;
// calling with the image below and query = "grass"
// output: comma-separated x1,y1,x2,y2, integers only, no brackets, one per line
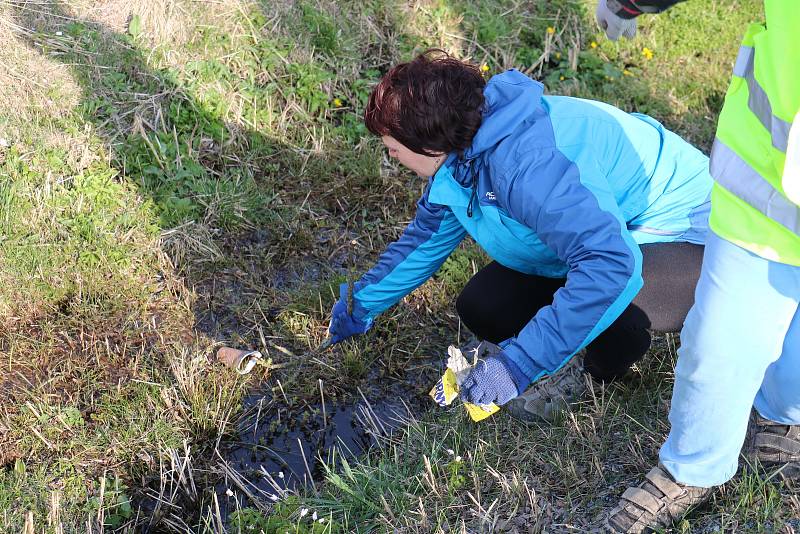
285,339,800,532
1,0,795,532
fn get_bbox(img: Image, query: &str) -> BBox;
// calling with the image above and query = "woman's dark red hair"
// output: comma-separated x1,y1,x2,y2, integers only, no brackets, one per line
364,49,486,157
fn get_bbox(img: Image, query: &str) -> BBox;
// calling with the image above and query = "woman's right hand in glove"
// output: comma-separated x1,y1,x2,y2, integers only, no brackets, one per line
326,283,373,344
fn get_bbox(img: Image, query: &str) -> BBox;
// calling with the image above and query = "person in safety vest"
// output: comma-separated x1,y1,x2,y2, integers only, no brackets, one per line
325,49,714,423
596,2,800,532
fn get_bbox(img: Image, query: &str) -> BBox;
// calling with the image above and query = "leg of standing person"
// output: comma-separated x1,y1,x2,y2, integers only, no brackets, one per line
606,234,800,534
659,234,800,486
753,299,800,426
749,304,800,479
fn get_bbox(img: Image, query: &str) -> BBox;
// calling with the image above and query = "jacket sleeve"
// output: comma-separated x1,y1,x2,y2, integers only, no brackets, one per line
609,0,687,19
497,150,643,384
349,179,467,322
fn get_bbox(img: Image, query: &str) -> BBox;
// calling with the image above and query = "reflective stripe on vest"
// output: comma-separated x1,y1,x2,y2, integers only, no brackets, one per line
732,45,792,153
710,137,800,236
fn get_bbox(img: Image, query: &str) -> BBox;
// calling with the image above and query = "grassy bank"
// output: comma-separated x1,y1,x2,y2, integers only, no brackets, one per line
3,0,794,532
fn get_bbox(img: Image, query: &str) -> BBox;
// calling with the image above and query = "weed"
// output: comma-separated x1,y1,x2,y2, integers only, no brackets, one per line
434,243,487,294
231,497,339,533
300,3,340,57
446,456,467,493
341,345,368,381
88,477,134,529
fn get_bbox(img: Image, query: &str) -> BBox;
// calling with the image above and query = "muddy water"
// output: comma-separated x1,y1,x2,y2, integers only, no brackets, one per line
214,378,432,518
185,228,445,519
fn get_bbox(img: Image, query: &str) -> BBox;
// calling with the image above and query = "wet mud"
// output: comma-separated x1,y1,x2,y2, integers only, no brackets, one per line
161,226,447,524
214,376,431,519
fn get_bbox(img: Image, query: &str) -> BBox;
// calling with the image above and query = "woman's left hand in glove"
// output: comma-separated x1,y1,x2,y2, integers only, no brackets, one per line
459,354,529,406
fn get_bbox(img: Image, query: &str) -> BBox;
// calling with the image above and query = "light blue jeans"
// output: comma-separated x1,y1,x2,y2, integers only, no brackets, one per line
659,232,800,487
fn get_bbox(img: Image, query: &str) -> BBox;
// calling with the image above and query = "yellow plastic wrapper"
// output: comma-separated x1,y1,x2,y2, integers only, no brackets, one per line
429,345,500,422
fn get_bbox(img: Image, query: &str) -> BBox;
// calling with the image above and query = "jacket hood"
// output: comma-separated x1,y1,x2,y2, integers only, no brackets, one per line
465,69,545,159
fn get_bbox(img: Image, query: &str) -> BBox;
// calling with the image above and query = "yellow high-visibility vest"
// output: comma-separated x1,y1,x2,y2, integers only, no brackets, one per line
709,0,800,265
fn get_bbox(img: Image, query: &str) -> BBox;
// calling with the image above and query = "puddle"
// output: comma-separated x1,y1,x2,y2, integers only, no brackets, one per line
221,395,406,488
213,378,432,519
171,222,449,524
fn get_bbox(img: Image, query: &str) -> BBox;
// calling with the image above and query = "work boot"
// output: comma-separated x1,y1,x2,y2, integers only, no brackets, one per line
746,412,800,481
504,354,587,422
605,465,713,533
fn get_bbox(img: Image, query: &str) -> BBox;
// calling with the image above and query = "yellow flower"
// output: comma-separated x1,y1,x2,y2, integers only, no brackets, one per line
623,69,632,76
333,98,343,107
480,64,490,72
590,41,597,49
642,47,654,60
555,52,561,60
559,75,565,81
546,26,555,35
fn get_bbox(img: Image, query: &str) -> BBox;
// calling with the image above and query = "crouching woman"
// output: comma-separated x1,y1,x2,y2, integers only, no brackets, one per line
325,50,711,420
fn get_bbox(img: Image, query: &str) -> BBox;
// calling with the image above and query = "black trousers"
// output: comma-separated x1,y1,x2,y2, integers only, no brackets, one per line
455,242,704,381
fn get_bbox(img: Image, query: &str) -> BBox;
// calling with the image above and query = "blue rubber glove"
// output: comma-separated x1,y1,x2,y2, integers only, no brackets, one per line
460,354,530,406
327,283,373,344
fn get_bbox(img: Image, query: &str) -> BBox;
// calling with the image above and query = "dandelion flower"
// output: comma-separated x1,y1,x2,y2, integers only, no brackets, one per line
312,511,318,520
319,518,326,524
277,471,284,479
447,449,454,456
269,494,280,501
590,41,597,49
225,488,234,497
555,52,562,60
333,98,343,107
300,508,309,517
559,76,565,81
623,69,632,76
546,26,555,35
455,456,462,462
480,64,490,72
642,47,654,60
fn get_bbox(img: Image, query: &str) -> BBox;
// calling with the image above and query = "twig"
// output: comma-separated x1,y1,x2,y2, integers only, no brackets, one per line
297,438,317,494
30,425,54,449
319,379,327,428
357,387,388,436
96,475,106,525
443,31,501,67
276,379,289,404
311,357,336,371
253,398,263,439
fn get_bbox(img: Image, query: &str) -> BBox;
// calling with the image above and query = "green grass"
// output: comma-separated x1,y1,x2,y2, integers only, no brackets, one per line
2,0,795,532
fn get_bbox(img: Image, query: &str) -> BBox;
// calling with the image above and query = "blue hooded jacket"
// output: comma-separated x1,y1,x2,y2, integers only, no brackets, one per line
348,69,711,386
